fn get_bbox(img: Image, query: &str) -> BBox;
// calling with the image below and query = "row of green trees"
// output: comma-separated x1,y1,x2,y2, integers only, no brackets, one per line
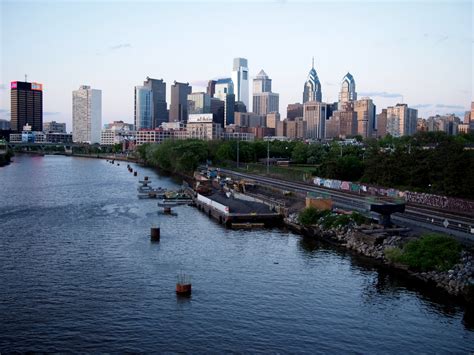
136,131,474,199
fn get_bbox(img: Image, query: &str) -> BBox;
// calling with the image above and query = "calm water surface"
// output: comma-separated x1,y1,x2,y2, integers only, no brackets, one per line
0,155,472,353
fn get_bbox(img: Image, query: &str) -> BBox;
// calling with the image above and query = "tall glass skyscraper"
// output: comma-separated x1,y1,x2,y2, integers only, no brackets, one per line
214,78,235,126
231,58,249,110
143,77,167,128
134,86,153,130
303,58,322,103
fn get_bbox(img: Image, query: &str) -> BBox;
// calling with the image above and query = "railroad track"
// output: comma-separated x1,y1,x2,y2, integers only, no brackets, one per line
220,168,474,240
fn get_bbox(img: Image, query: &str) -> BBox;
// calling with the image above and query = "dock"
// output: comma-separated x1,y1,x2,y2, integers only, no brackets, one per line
194,191,282,228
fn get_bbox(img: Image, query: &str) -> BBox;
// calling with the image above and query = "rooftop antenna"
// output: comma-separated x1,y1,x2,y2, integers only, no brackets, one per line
25,74,27,83
312,56,314,69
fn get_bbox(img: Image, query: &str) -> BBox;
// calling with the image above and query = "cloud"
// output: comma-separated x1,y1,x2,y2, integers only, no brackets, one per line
359,91,402,98
44,111,60,116
324,82,336,87
0,84,5,90
412,104,432,109
109,43,132,50
435,104,465,109
434,35,449,45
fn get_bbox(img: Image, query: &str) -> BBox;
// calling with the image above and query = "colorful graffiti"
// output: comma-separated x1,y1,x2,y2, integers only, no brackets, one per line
312,176,474,215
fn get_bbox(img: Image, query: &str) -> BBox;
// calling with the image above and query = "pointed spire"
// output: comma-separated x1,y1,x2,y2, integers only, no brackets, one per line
312,57,314,69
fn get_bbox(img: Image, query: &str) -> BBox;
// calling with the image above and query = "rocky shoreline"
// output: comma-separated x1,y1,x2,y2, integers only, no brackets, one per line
285,217,474,303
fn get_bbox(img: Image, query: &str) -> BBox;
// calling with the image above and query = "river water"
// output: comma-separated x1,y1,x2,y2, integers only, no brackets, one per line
0,155,472,353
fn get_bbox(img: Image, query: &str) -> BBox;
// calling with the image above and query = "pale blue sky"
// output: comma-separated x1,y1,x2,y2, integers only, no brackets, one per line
1,0,473,130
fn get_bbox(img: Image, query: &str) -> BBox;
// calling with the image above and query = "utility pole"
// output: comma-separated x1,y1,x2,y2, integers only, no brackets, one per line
267,139,270,175
236,138,239,169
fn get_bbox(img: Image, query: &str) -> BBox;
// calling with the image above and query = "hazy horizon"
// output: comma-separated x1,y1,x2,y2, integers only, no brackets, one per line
1,0,473,131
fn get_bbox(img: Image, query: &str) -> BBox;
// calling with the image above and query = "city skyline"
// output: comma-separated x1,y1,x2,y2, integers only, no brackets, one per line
1,1,472,130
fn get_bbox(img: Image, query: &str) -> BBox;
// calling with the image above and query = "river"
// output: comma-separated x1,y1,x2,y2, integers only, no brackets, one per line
0,155,472,353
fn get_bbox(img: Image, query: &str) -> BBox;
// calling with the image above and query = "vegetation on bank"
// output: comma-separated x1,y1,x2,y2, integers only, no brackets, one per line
0,150,13,166
385,234,462,272
297,207,370,228
136,131,474,198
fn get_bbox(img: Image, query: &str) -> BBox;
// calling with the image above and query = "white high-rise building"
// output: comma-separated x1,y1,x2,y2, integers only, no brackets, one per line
72,85,102,143
231,58,249,110
386,103,418,137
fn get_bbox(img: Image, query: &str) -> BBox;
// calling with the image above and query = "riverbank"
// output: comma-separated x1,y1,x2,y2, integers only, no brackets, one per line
284,216,474,303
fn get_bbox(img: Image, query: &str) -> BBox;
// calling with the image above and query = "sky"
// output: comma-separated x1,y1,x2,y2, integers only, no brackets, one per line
1,0,473,131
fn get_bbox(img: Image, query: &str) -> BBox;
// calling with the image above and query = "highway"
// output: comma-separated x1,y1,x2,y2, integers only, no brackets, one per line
219,168,474,244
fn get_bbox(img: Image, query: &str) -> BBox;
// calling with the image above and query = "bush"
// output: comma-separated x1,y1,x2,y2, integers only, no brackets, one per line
390,234,461,271
351,212,370,226
298,207,330,226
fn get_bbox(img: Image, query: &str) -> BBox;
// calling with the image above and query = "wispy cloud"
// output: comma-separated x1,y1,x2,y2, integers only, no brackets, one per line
412,104,432,109
109,43,131,51
435,104,465,109
359,91,402,98
434,35,449,45
324,82,336,87
413,103,468,117
44,111,60,116
96,43,132,55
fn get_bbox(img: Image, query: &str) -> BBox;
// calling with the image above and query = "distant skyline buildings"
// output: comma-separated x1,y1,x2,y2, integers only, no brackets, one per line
72,85,102,143
1,1,471,128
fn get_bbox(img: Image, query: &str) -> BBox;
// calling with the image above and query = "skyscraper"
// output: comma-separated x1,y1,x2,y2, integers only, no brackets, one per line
187,92,211,115
206,80,216,97
376,109,388,137
354,98,376,138
386,103,418,137
134,86,153,130
303,101,327,139
72,85,102,143
252,70,279,116
231,58,249,110
338,73,357,109
303,58,322,103
214,78,235,126
143,77,167,128
10,81,43,132
287,103,304,120
210,98,225,127
169,81,192,122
